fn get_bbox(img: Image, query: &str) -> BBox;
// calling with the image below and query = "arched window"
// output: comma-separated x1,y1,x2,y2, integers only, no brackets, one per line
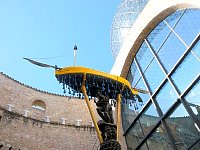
31,100,46,111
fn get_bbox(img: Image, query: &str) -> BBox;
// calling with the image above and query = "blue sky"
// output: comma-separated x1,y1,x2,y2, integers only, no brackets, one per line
0,0,121,94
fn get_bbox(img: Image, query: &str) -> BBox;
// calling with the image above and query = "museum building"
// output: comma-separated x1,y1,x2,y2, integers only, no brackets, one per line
111,0,200,149
0,0,199,150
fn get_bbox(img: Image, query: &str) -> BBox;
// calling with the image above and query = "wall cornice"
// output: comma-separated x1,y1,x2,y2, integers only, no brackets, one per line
0,72,66,97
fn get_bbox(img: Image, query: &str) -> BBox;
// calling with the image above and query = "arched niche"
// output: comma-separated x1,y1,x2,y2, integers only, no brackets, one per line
31,100,46,111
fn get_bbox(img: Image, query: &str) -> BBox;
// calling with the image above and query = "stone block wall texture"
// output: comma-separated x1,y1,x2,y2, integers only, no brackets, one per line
0,109,98,150
0,72,127,150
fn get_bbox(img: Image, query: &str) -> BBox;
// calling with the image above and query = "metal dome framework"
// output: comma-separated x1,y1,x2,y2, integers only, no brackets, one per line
110,0,149,59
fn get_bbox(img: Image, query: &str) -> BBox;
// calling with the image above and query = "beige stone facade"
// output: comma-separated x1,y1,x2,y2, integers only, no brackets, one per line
0,109,97,150
0,72,126,150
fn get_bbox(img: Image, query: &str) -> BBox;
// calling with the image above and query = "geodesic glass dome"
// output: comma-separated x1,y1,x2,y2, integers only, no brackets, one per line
110,0,149,59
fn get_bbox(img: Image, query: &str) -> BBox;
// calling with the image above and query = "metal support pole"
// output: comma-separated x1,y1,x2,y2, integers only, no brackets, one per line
81,74,103,144
116,94,121,141
73,45,77,66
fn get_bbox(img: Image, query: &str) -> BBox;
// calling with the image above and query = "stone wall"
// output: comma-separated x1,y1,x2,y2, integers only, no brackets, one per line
0,72,127,150
0,108,98,150
0,72,98,125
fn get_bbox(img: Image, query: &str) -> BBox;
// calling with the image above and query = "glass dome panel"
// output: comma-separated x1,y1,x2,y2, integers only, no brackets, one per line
111,0,149,59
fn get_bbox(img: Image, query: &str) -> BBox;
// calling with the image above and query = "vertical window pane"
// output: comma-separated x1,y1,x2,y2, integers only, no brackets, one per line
129,60,141,87
157,32,186,73
166,103,200,149
189,140,200,150
192,39,200,60
144,58,165,93
165,9,185,27
172,52,200,94
155,81,178,114
185,80,200,116
136,42,154,72
127,69,134,85
134,78,150,112
125,119,146,150
145,124,174,150
137,103,160,138
140,142,149,150
125,103,160,149
147,21,171,52
122,103,137,131
174,9,200,46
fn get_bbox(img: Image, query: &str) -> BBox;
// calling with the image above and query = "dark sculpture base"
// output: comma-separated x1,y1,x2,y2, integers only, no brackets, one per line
95,91,121,150
100,140,121,150
98,121,121,150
